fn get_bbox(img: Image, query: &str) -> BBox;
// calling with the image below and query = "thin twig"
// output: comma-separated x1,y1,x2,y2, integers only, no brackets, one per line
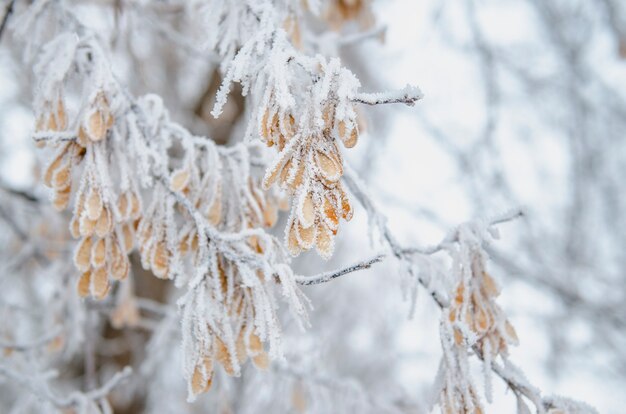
0,365,132,409
295,253,386,285
351,85,424,106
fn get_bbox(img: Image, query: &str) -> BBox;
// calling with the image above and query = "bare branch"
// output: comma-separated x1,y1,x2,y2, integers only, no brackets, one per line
295,253,386,286
351,85,424,106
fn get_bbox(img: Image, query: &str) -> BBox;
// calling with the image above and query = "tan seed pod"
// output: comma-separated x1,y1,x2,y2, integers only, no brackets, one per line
287,221,301,256
236,330,247,364
323,197,339,230
44,150,66,188
113,257,129,281
151,241,169,279
74,236,93,272
77,271,91,298
56,100,68,131
95,207,112,238
170,169,191,192
52,163,71,189
337,120,346,139
341,194,353,221
215,338,234,376
299,193,315,228
91,237,106,269
343,127,358,148
47,113,59,131
252,352,269,370
191,357,214,395
91,266,109,299
122,224,134,253
315,224,334,259
87,110,106,141
260,109,270,140
262,201,278,227
481,272,499,297
263,160,284,189
85,189,103,221
117,193,129,221
296,221,316,249
315,151,342,182
52,190,71,211
79,213,97,237
248,333,263,355
70,216,81,239
77,127,89,147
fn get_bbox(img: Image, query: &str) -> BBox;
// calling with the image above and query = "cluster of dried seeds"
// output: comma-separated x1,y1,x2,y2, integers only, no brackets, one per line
260,101,356,259
191,324,269,396
447,255,519,356
37,91,139,300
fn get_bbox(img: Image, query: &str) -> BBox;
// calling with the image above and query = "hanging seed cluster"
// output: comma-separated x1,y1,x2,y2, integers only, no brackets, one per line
38,92,139,300
134,142,295,399
447,253,519,356
438,238,520,414
260,96,357,259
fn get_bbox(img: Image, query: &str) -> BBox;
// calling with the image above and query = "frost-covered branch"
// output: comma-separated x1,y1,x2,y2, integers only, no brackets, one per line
351,85,424,106
295,253,386,286
0,364,132,409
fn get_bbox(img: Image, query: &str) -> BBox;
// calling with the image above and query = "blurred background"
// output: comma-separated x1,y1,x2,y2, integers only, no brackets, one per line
0,0,624,412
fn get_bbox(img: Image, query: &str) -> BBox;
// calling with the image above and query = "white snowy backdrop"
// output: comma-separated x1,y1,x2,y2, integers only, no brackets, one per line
0,0,624,413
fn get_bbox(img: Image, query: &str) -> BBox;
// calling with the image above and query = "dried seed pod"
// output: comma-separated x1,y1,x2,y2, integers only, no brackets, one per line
74,237,93,272
287,221,302,256
122,224,134,253
52,163,71,189
236,330,247,364
315,150,342,182
91,237,106,268
44,149,68,188
298,192,315,228
191,357,214,395
52,189,71,211
215,338,234,376
95,207,112,238
77,271,91,298
322,197,339,230
79,213,97,237
85,189,103,221
110,256,130,280
481,272,499,297
170,169,191,192
151,241,169,279
344,127,358,148
117,192,130,221
91,266,109,299
252,352,269,370
315,225,333,259
262,201,278,227
56,99,68,131
296,221,316,249
70,216,81,239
